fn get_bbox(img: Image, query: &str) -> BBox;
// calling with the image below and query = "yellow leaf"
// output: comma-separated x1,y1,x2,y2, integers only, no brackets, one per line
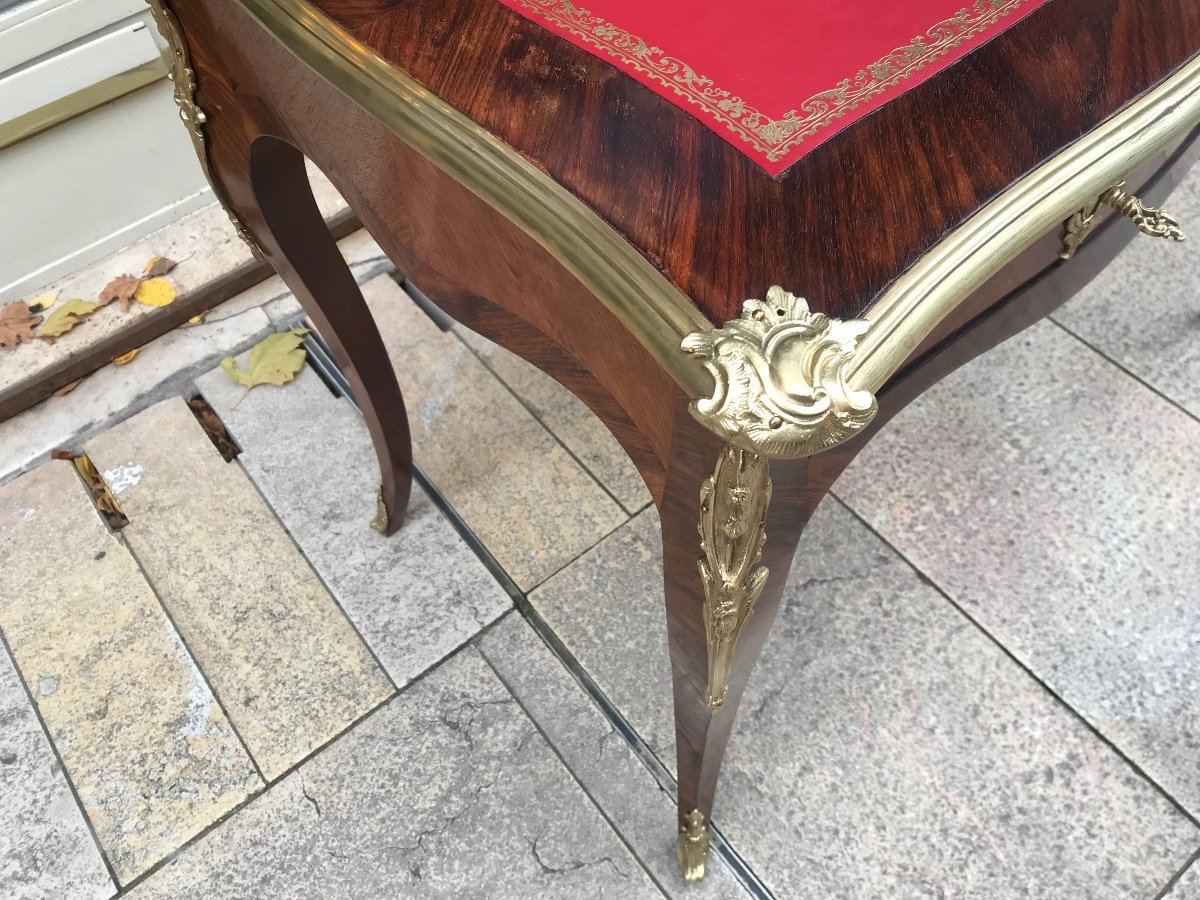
220,328,310,391
27,292,57,314
132,277,176,308
113,349,139,365
188,314,206,326
40,299,99,338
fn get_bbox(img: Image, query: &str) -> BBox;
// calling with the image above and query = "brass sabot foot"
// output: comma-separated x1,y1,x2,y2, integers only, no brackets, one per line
369,484,389,534
677,810,709,883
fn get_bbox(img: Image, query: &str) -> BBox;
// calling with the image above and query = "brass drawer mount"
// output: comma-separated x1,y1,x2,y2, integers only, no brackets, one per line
1060,181,1186,260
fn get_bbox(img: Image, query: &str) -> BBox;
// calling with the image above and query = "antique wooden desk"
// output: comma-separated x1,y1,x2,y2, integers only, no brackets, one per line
150,0,1200,883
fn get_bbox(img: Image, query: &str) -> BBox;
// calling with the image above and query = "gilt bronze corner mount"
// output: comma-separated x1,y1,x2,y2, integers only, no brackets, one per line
698,445,771,712
683,287,878,459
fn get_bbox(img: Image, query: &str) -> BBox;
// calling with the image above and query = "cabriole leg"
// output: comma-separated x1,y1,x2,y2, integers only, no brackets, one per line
659,405,813,881
247,136,413,534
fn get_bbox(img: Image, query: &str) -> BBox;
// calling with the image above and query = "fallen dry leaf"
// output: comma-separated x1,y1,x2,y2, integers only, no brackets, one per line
187,395,240,461
220,327,309,404
53,379,83,396
72,454,127,529
133,277,176,308
188,313,206,326
40,299,98,339
113,349,139,365
99,274,141,311
0,300,43,348
27,292,57,314
143,256,178,277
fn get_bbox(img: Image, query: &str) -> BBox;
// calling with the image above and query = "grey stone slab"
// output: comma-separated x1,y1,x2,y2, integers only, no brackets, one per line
85,399,393,781
0,461,261,883
0,306,272,485
1166,860,1200,899
127,649,663,900
1053,168,1200,417
478,612,750,898
195,363,511,688
0,643,114,900
530,504,1197,898
836,319,1200,816
457,327,652,514
364,275,627,589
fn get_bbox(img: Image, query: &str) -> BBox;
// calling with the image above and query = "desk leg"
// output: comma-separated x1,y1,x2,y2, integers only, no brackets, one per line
660,407,812,881
243,137,413,535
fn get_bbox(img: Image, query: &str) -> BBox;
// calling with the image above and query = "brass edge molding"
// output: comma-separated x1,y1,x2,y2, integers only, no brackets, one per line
677,809,709,883
684,55,1200,458
697,445,771,712
146,0,264,259
234,0,711,397
847,53,1200,390
233,0,1200,439
683,287,877,457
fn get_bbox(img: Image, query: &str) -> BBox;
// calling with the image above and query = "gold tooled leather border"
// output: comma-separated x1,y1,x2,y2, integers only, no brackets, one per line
504,0,1034,165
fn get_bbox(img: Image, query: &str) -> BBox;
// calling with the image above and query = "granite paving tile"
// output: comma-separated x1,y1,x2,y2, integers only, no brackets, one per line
364,274,627,589
0,461,260,884
195,364,510,687
0,306,273,485
1166,860,1200,899
478,612,750,898
836,319,1200,816
457,327,651,513
126,649,663,900
530,504,1197,898
85,399,393,781
1053,168,1200,417
0,641,114,900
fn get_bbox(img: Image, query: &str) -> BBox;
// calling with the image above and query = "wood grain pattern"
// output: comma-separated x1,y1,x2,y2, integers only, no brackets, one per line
165,0,1200,875
182,0,680,500
311,0,1200,325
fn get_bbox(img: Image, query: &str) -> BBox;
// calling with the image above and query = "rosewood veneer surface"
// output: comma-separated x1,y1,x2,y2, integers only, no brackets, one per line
312,0,1200,325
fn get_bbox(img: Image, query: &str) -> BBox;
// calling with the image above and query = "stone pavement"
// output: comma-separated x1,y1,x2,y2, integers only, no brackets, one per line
1,175,1200,898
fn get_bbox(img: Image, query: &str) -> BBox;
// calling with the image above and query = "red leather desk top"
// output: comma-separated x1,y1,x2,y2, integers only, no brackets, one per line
493,0,1052,174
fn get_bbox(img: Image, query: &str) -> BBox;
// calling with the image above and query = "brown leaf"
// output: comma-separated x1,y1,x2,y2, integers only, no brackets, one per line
98,274,141,311
71,454,128,529
40,299,99,339
113,349,139,365
0,300,43,348
53,379,83,397
143,256,178,277
186,396,240,462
